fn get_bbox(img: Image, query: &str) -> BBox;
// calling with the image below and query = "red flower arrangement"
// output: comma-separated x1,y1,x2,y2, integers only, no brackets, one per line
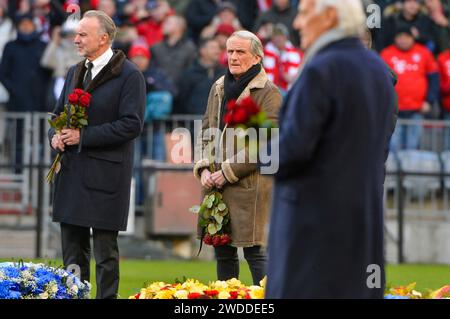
46,88,91,183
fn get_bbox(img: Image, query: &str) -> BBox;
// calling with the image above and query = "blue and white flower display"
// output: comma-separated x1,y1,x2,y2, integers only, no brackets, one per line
0,262,91,299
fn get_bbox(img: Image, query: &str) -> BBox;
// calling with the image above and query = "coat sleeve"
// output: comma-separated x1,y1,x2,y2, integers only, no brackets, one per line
81,70,146,148
0,42,15,94
221,85,282,183
275,66,331,181
193,84,215,180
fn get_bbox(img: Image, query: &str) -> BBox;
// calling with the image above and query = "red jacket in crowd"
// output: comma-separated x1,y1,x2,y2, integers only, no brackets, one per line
381,43,439,111
438,50,450,112
263,41,303,90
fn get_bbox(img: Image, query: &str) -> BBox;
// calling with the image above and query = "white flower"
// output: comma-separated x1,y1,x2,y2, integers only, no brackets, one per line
218,291,231,299
174,290,189,299
39,292,49,299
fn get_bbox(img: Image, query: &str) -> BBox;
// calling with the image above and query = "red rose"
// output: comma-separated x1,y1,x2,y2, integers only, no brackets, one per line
204,290,219,297
212,235,221,246
240,96,260,115
223,112,234,125
73,88,85,96
79,94,91,107
221,234,231,245
68,93,79,104
229,291,238,299
226,100,237,111
233,108,249,124
203,234,212,245
188,292,202,299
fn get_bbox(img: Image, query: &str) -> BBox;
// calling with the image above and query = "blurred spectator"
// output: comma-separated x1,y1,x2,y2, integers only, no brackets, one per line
425,0,450,51
214,23,235,67
253,0,299,46
98,0,122,26
129,40,175,161
0,2,16,105
151,15,197,88
381,27,439,150
177,37,225,115
0,13,50,112
200,2,242,39
40,19,83,109
377,0,440,53
113,21,139,54
438,43,450,148
255,20,274,46
129,39,175,95
125,0,173,47
185,0,218,43
263,23,302,93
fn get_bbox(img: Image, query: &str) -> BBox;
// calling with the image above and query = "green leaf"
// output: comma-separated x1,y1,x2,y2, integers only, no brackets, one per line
217,203,226,211
78,118,88,126
206,200,213,209
214,214,223,224
207,223,217,235
189,205,200,214
208,194,216,202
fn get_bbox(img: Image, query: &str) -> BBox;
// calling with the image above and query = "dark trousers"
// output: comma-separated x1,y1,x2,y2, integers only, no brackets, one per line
214,245,267,285
60,223,120,299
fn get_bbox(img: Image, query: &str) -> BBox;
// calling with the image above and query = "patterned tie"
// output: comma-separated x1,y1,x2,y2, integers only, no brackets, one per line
83,62,93,89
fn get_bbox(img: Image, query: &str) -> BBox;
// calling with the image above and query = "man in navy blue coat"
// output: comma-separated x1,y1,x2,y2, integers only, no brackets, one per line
48,11,145,299
266,0,397,298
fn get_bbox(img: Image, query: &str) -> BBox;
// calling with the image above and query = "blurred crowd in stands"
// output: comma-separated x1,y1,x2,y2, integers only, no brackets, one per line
0,0,449,155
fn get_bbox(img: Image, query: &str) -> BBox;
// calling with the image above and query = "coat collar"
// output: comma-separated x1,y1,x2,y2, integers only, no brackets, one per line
214,67,268,101
72,50,127,93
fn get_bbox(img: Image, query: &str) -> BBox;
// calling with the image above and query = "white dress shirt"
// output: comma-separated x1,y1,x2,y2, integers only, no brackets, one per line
85,48,114,80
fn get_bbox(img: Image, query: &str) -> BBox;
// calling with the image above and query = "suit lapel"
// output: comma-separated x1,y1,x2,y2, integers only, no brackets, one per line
72,50,127,93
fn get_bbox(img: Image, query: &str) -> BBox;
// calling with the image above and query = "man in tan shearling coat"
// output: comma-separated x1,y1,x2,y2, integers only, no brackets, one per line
193,30,282,285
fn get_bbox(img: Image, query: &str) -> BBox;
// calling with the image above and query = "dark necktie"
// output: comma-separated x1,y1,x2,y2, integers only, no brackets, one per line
83,62,93,89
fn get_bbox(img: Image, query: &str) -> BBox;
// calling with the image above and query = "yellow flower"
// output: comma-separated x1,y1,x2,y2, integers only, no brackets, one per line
218,291,231,299
210,280,228,290
259,276,267,288
226,278,243,289
248,286,265,299
154,289,175,299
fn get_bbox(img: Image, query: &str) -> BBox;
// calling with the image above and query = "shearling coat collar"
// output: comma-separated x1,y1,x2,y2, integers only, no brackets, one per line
72,50,127,93
214,66,269,102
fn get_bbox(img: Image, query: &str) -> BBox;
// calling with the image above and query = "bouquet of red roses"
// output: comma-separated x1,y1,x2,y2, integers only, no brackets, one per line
223,96,275,132
46,88,91,183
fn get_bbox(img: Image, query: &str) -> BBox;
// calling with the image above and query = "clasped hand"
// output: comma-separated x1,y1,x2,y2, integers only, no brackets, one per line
201,169,227,190
51,129,80,152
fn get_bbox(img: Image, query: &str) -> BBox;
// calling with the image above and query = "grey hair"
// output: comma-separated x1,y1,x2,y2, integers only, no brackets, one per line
228,30,264,60
315,0,366,36
83,10,117,44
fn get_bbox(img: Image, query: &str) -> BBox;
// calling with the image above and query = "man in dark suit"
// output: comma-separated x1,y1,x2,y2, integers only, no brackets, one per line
48,10,145,299
265,0,397,298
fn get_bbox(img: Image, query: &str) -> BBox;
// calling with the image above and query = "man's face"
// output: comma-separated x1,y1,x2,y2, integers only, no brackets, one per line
18,19,35,34
293,0,337,51
403,0,421,17
272,34,287,50
202,40,221,64
74,17,108,59
226,36,261,77
395,33,415,51
131,55,150,72
162,16,178,36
